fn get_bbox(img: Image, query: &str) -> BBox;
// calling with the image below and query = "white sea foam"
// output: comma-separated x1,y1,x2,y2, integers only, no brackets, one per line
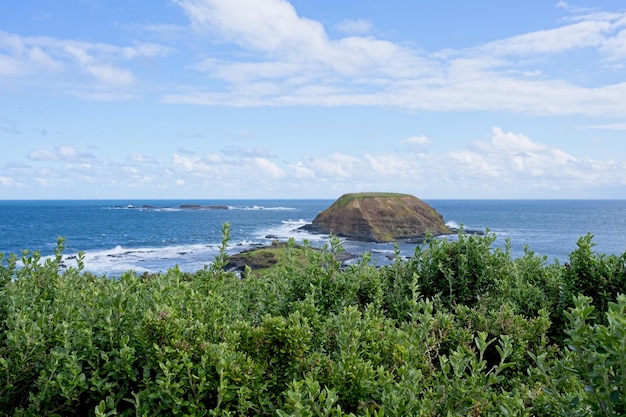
55,243,223,276
104,205,181,212
255,219,330,244
232,239,262,248
230,205,295,211
446,220,461,229
371,248,396,254
103,204,294,212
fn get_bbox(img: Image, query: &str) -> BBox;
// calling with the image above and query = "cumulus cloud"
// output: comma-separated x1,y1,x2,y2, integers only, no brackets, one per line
0,30,173,96
164,0,626,117
2,0,624,117
172,153,227,176
472,128,548,154
456,127,586,181
0,176,17,186
400,135,431,153
364,154,412,178
288,161,315,179
305,152,362,179
2,128,625,198
335,19,373,35
27,145,96,162
174,0,327,52
128,153,158,164
249,157,286,179
277,126,626,197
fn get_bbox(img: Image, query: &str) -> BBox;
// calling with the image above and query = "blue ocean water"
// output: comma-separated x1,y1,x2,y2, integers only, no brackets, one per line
1,199,625,276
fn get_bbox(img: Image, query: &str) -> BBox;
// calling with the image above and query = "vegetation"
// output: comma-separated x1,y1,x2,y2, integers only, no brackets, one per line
225,241,313,275
335,193,410,207
0,228,625,416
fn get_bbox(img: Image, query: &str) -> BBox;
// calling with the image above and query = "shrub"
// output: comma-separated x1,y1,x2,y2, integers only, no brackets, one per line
1,228,626,415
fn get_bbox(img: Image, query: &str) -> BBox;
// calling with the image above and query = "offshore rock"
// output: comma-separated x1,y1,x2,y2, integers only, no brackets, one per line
302,192,452,242
225,241,357,273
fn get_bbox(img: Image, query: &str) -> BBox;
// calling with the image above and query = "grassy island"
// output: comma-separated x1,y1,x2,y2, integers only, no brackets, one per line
335,192,412,207
308,192,451,242
0,230,625,416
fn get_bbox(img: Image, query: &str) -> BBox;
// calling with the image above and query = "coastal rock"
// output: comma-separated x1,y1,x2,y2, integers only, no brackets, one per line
225,241,358,273
179,204,229,210
302,192,452,242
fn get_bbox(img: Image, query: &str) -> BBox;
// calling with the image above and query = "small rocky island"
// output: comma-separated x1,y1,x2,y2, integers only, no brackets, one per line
301,192,453,242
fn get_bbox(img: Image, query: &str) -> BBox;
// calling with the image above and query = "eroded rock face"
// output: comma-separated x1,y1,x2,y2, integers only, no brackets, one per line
303,192,452,242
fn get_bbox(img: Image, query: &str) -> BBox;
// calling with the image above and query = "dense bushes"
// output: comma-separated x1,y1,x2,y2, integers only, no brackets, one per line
0,230,625,416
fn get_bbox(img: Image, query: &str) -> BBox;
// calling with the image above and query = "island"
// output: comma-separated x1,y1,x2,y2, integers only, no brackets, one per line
301,192,453,242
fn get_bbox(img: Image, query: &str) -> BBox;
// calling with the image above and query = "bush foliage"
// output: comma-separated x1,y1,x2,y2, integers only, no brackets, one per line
0,230,625,416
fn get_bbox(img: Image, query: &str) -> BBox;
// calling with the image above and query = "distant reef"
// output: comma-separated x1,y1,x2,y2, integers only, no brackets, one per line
179,204,229,210
301,192,453,242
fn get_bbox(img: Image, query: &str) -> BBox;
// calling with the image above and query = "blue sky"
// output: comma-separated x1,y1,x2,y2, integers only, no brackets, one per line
1,0,625,199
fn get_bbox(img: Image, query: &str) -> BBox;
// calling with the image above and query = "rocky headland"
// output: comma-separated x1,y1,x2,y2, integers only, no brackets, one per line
301,192,453,242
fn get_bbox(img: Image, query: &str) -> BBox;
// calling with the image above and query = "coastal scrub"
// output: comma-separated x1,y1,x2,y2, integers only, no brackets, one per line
0,231,624,415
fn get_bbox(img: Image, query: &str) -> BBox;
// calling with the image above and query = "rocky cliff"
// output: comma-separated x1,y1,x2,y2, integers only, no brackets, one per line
302,192,452,242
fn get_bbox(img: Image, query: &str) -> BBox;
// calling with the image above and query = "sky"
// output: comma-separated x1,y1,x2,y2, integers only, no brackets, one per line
1,0,625,200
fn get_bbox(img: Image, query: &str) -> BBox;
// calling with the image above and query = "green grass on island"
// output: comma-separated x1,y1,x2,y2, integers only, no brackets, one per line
226,240,313,274
335,192,412,207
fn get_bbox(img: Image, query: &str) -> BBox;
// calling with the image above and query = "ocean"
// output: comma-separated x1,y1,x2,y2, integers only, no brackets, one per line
1,199,625,276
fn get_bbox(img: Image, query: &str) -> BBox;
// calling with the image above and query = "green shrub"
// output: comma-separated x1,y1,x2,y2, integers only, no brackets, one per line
1,227,626,415
563,234,626,317
565,294,626,416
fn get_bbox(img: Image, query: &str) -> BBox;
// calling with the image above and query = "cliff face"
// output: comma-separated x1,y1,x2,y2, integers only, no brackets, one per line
305,192,452,242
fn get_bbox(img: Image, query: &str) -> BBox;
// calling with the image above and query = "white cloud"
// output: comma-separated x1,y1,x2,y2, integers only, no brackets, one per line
2,127,625,198
128,153,158,164
28,47,62,71
249,157,286,179
306,152,361,178
0,176,17,186
364,154,411,177
479,127,548,154
0,30,173,95
27,145,96,162
121,43,175,59
458,127,584,181
173,0,429,80
601,28,626,60
401,135,431,153
288,161,315,179
86,64,134,85
0,0,625,117
335,19,373,35
0,54,24,76
584,122,626,130
478,19,611,56
175,0,328,53
165,1,626,117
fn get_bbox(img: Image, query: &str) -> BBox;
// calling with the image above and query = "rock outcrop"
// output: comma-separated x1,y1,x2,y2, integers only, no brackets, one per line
225,241,357,273
302,192,452,242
